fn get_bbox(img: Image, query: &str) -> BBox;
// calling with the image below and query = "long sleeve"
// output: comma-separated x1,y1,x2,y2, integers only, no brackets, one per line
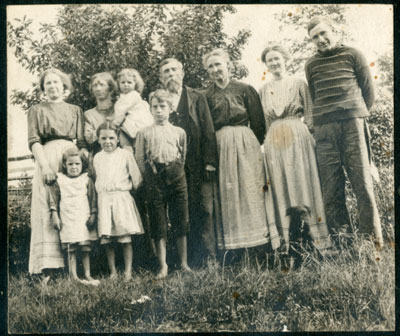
353,49,375,110
120,100,154,139
127,150,143,190
84,112,98,146
180,130,187,162
305,63,315,103
197,92,218,168
27,105,41,151
113,92,141,126
134,130,147,176
47,182,61,212
87,177,97,214
76,107,87,149
299,80,314,129
258,86,273,131
245,85,266,144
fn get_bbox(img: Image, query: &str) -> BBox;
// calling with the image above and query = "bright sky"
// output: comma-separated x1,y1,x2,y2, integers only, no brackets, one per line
7,4,393,162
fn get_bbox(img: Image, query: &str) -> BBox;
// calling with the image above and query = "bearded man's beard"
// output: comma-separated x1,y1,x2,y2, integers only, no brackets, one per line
165,78,182,94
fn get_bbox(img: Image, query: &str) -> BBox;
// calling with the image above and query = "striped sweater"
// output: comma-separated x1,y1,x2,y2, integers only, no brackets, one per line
305,45,375,125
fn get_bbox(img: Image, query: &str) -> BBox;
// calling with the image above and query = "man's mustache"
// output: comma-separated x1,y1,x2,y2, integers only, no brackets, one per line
166,77,182,86
165,78,182,93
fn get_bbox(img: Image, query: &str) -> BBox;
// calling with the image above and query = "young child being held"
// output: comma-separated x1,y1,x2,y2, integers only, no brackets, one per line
114,68,154,152
135,89,191,279
93,118,144,280
48,148,99,285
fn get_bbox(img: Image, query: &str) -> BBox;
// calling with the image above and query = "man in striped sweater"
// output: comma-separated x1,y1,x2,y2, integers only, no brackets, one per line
305,16,383,250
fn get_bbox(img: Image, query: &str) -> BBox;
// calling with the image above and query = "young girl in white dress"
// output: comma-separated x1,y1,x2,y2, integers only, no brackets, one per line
113,68,154,151
93,118,144,280
48,147,99,285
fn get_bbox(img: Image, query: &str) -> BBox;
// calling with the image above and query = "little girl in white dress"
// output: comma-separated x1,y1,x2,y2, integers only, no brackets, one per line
48,147,99,285
93,118,144,280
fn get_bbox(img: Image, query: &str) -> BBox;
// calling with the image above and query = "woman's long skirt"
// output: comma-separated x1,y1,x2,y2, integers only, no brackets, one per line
29,139,77,274
263,118,331,251
215,125,280,250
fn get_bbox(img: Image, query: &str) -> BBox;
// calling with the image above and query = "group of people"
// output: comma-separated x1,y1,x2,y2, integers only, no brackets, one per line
27,16,383,284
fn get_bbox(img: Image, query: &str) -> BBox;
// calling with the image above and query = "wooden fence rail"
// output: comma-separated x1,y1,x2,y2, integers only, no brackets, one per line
8,155,34,184
8,154,34,162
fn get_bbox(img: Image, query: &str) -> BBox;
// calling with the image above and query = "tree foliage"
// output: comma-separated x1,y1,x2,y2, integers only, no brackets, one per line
8,4,250,112
274,4,393,168
273,4,350,75
368,52,394,167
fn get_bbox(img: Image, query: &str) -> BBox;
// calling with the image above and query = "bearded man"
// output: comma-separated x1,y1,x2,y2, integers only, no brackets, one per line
159,58,218,265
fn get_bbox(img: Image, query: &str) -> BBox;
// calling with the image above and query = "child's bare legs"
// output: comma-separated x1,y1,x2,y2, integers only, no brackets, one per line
105,244,117,278
122,242,133,280
82,251,100,285
155,238,168,279
176,235,191,271
67,251,79,281
82,251,93,280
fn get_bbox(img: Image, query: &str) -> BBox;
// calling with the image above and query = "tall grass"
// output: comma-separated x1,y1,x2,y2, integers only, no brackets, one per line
8,235,395,333
8,166,395,332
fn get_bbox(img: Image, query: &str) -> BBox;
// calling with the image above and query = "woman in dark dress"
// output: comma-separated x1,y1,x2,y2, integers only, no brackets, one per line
202,49,280,251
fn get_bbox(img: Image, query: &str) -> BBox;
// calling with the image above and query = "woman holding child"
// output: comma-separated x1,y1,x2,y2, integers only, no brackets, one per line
28,68,87,277
202,48,280,251
84,69,153,156
84,72,117,157
259,44,331,252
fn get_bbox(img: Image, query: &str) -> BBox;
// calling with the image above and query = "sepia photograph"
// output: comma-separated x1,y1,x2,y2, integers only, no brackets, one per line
7,3,395,333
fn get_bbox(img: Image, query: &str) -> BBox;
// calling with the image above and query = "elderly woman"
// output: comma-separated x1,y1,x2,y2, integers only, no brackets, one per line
84,72,118,157
259,44,331,252
203,48,280,251
28,68,87,278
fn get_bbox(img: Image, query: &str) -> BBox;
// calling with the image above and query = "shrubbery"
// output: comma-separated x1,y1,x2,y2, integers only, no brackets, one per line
8,178,32,274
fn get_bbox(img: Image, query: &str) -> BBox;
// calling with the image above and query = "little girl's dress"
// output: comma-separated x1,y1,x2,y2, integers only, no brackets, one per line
93,147,144,237
113,91,154,140
51,172,98,244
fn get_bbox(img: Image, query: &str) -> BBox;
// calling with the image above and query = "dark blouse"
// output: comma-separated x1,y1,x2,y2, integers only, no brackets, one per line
204,80,266,144
27,102,86,150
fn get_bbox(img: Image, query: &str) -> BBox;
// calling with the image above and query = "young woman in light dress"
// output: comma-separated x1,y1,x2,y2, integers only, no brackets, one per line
28,68,87,281
259,44,331,253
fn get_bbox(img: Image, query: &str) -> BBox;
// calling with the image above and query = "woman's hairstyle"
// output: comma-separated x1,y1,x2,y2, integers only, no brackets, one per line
261,45,291,65
61,147,88,175
117,68,145,95
148,89,174,110
96,117,120,138
89,72,118,96
307,16,335,35
202,48,232,70
39,68,73,93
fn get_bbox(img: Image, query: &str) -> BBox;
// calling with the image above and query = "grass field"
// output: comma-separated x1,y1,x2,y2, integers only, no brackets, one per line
8,166,395,332
8,234,395,333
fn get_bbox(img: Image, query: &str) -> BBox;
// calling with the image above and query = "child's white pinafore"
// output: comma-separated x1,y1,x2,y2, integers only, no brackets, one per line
57,173,98,243
93,148,144,237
